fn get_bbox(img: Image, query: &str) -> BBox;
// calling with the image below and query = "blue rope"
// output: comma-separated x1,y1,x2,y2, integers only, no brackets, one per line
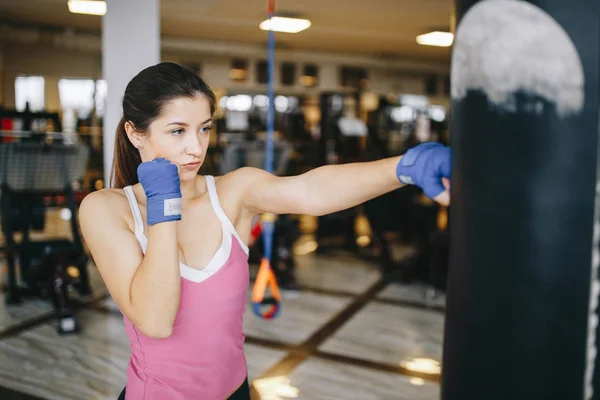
262,10,276,263
265,12,275,176
262,218,274,265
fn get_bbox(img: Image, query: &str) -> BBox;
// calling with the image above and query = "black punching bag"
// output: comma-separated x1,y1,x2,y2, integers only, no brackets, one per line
444,0,600,399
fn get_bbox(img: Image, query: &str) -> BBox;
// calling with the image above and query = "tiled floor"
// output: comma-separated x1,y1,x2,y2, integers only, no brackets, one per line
0,211,446,399
319,302,444,365
243,290,354,345
377,283,446,309
0,310,129,400
293,254,381,295
0,297,54,332
0,258,108,334
285,358,440,400
0,310,292,400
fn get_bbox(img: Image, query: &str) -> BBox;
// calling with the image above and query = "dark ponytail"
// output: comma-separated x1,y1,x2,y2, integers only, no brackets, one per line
111,117,141,188
109,62,217,189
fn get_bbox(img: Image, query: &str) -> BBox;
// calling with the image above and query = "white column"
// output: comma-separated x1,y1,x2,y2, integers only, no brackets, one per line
102,0,160,187
318,63,338,91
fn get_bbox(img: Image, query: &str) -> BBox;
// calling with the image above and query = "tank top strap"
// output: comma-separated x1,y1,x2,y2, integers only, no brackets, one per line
204,175,249,255
123,185,146,249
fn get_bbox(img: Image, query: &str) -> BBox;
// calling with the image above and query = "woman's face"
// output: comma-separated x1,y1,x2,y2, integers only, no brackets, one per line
134,94,213,182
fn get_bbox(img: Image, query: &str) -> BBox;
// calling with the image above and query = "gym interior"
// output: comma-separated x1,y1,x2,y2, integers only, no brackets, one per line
1,1,598,399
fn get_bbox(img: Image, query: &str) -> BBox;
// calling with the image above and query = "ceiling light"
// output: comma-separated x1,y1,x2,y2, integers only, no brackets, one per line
68,1,107,16
260,17,311,33
416,31,454,47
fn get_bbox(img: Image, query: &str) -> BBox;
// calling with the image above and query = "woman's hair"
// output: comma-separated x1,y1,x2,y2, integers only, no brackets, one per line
110,62,216,188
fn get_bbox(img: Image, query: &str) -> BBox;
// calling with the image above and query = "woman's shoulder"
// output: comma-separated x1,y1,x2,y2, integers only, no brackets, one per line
207,167,264,197
79,187,133,226
212,167,267,186
81,187,127,206
202,168,264,215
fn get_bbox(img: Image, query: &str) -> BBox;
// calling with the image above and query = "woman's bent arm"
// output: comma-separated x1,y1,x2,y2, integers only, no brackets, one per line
79,191,180,338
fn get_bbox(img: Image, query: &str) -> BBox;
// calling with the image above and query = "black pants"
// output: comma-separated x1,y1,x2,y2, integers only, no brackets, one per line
117,378,250,399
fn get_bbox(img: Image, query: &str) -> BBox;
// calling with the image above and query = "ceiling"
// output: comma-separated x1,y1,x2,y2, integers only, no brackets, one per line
0,0,453,62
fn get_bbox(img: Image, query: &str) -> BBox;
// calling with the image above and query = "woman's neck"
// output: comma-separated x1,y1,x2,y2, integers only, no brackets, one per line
179,175,203,201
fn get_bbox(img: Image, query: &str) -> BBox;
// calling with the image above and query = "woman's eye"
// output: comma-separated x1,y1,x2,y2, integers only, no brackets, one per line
200,126,213,134
171,129,184,136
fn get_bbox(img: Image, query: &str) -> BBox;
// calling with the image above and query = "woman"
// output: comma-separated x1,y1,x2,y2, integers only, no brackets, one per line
79,62,450,400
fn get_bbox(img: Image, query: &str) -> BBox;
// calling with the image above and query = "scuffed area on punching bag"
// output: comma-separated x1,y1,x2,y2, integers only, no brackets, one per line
451,0,584,118
585,180,600,400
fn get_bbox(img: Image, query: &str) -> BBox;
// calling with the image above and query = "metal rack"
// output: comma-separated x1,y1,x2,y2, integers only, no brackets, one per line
219,138,293,175
0,137,91,334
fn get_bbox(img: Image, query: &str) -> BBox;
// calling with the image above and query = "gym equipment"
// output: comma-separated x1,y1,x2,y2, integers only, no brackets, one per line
249,213,301,292
444,0,600,398
250,0,281,319
315,92,369,255
317,91,364,165
0,105,62,136
0,131,91,334
314,92,441,279
359,95,448,285
219,137,292,177
251,213,282,319
367,94,449,157
217,4,295,316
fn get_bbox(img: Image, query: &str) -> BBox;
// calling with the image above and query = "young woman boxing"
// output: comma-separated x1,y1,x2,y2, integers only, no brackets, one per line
79,62,451,400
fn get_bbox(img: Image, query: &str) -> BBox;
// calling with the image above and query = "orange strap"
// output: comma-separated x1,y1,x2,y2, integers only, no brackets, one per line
251,258,281,319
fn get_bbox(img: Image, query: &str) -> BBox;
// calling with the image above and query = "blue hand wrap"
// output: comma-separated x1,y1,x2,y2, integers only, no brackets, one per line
396,142,451,199
137,158,182,226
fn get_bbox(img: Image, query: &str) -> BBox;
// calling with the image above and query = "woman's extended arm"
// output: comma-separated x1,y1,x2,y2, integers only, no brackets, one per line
236,142,451,216
238,156,403,216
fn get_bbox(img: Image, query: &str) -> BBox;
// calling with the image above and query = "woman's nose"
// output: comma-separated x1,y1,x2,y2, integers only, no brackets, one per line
185,134,202,156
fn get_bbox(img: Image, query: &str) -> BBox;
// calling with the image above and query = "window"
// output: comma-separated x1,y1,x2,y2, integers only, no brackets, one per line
281,62,296,86
425,74,439,96
256,60,268,84
340,66,367,89
95,79,108,118
443,75,450,96
229,59,248,83
15,76,45,112
58,78,96,119
301,64,318,87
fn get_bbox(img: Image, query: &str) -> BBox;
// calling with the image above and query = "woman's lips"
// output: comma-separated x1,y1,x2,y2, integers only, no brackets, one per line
182,161,201,169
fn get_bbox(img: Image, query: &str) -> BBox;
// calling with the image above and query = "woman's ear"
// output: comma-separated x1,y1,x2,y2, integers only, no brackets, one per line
125,121,144,149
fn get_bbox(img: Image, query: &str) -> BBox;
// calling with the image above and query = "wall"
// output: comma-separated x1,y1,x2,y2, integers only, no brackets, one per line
169,52,434,98
0,23,451,113
3,44,101,111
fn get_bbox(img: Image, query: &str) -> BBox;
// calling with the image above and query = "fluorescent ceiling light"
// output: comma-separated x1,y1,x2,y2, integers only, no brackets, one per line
416,31,454,47
260,17,311,33
68,0,107,16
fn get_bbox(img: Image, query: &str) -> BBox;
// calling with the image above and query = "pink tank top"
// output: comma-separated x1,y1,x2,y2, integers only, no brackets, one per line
122,175,250,399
